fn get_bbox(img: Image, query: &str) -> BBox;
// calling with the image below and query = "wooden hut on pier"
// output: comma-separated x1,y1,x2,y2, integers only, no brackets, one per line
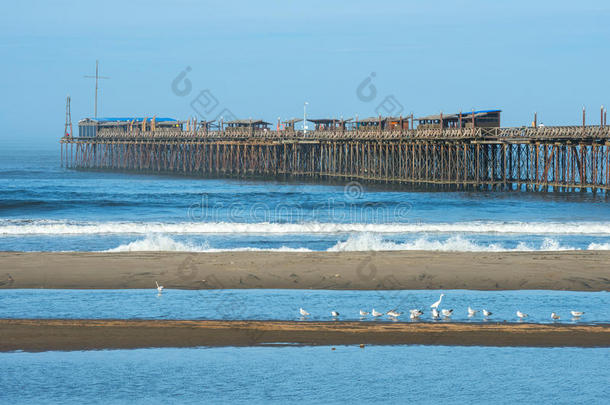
355,116,409,131
225,119,271,129
308,118,351,130
282,118,303,132
224,119,271,135
416,110,501,129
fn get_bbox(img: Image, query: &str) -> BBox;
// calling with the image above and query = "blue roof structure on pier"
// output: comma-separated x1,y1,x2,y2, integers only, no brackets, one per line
77,116,182,137
86,117,178,122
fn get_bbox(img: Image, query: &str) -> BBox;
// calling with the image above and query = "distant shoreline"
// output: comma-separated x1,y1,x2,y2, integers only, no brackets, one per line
1,250,609,291
1,319,608,351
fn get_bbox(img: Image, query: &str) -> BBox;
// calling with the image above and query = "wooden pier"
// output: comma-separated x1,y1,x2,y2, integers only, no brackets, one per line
60,125,610,193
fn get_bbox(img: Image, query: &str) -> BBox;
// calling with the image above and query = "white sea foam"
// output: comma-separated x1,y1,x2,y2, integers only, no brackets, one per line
2,219,610,236
326,233,577,252
102,233,582,253
105,234,311,253
105,234,208,252
587,242,610,250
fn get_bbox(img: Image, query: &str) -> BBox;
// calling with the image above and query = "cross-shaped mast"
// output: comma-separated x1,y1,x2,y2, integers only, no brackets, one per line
84,60,110,118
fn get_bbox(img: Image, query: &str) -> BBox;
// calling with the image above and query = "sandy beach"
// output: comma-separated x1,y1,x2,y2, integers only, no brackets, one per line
0,250,609,291
1,319,608,351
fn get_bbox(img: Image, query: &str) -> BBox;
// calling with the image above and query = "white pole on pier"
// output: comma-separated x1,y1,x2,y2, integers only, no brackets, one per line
304,102,308,135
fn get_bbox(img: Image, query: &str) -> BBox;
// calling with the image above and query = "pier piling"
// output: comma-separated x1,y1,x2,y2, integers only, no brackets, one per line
61,126,610,193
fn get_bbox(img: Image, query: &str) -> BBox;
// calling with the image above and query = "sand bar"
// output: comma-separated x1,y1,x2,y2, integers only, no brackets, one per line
1,319,608,351
0,251,609,291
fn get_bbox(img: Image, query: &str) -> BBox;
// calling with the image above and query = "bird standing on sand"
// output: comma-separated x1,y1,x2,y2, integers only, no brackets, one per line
299,308,310,317
431,293,445,310
331,311,340,318
371,309,383,317
431,308,440,319
468,307,478,317
155,281,164,293
551,312,560,320
441,309,453,318
571,311,584,318
482,309,492,317
359,310,370,317
517,311,528,319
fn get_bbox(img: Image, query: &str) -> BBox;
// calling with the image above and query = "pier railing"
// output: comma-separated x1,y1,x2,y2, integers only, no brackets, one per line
87,126,610,141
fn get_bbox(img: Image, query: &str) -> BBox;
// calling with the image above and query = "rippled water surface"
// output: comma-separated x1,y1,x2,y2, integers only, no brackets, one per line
1,345,608,404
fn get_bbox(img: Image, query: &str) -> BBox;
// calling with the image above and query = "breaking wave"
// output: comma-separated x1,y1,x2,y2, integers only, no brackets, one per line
105,234,311,253
586,242,610,250
2,219,610,236
326,233,576,252
101,233,597,253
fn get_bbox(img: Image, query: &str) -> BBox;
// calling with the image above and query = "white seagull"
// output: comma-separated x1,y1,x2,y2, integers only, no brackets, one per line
441,309,453,318
331,311,340,318
482,309,492,317
468,307,478,317
371,309,383,317
299,308,310,317
551,312,560,320
410,309,423,319
359,310,370,317
431,308,440,319
386,310,402,318
517,311,528,319
155,281,164,293
430,293,445,309
570,311,584,318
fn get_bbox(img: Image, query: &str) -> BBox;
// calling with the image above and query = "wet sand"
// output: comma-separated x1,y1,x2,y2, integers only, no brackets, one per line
1,251,609,291
1,319,608,351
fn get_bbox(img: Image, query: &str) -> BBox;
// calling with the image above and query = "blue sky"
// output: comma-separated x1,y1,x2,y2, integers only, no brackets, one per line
1,0,609,146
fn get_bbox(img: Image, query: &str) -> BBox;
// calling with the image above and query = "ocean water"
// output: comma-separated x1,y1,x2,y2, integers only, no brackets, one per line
1,345,608,404
2,147,609,404
0,289,607,324
1,147,610,252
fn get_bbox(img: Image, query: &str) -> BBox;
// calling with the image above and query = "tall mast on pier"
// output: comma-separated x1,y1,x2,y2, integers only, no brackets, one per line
84,60,110,118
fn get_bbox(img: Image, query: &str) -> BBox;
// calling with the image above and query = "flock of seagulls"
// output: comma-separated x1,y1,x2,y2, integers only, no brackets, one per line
154,285,587,322
297,294,586,322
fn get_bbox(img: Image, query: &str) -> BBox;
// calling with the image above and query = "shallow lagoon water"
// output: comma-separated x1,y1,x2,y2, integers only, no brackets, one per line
1,345,608,404
0,289,607,324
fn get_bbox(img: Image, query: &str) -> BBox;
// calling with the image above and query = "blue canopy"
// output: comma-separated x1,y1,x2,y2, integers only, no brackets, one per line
92,117,178,122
